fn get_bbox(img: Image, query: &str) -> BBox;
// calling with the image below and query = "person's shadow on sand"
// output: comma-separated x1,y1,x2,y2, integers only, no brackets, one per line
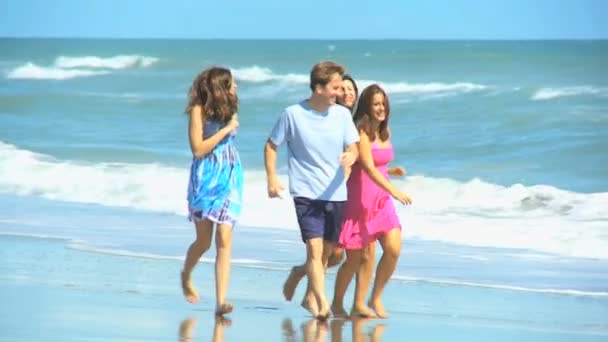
179,316,232,342
282,317,387,342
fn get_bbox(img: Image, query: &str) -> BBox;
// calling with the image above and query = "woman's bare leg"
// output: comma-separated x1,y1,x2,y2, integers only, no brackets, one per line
181,219,213,303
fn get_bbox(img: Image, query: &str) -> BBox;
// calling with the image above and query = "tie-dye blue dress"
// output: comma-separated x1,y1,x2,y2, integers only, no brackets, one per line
187,119,243,227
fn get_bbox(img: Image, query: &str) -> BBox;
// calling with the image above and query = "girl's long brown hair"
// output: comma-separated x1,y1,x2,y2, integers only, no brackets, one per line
352,84,390,141
185,67,238,122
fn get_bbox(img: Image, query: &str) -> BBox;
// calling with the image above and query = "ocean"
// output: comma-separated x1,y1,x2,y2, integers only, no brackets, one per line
1,38,607,340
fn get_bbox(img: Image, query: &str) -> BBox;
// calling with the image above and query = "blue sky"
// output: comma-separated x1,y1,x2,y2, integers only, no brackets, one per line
1,0,607,39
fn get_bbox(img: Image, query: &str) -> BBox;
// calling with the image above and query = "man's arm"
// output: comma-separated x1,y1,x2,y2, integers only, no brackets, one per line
264,139,284,198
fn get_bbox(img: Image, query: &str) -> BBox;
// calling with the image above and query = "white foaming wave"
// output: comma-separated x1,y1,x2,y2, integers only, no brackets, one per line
6,62,109,80
0,141,187,214
392,275,608,298
398,175,608,219
396,175,608,259
232,66,308,84
55,55,159,69
0,141,297,230
531,86,607,101
6,54,159,80
358,80,488,95
232,66,488,97
2,141,607,259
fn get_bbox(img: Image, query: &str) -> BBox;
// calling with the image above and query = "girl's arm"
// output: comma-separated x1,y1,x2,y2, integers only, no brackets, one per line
188,106,238,158
358,131,411,204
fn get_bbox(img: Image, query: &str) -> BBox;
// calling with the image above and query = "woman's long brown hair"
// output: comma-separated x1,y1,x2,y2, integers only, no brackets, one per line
352,84,390,141
185,67,238,122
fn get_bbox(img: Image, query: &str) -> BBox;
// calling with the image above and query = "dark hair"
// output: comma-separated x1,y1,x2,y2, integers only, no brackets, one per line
353,84,390,141
309,61,345,92
343,74,358,99
340,73,359,112
185,66,238,122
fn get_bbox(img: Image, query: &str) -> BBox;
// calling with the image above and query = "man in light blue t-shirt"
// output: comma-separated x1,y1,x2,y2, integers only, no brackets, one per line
264,61,359,319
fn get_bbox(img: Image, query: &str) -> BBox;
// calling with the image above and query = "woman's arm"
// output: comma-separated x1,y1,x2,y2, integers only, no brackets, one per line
358,131,411,204
188,106,238,158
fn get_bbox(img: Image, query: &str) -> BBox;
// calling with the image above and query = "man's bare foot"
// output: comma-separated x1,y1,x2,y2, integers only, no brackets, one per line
350,304,377,318
368,299,389,318
283,266,304,301
301,294,319,317
215,303,234,316
331,303,349,319
315,300,331,321
181,271,199,304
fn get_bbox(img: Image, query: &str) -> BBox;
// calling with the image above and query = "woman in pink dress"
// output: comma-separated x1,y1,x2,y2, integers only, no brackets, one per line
331,84,412,318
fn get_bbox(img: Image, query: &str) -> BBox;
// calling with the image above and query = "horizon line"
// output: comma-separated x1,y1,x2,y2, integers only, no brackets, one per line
2,36,608,41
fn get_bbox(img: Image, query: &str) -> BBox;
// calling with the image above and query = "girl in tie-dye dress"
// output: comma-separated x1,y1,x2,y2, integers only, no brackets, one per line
181,67,243,317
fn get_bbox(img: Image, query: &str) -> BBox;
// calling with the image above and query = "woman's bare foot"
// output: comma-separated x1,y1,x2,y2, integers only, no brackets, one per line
351,304,377,318
283,266,303,301
215,303,234,316
330,303,349,319
368,299,389,318
181,271,199,304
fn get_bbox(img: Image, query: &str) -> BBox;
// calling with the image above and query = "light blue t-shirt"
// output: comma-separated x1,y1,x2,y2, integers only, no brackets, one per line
269,100,359,201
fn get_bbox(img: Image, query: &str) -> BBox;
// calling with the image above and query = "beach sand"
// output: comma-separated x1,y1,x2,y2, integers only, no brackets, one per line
2,234,606,341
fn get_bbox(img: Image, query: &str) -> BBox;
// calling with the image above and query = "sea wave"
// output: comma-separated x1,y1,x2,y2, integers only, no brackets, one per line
232,66,488,96
6,62,108,80
5,54,158,80
1,141,607,259
531,86,608,101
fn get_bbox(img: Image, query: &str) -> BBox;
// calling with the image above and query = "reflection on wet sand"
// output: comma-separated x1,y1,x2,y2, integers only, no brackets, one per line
179,316,232,342
282,317,387,342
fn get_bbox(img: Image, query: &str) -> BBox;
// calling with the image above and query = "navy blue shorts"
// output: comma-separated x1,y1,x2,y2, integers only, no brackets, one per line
293,197,345,243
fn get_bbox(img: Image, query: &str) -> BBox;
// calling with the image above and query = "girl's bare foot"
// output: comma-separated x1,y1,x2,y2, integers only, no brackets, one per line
368,299,389,318
215,302,234,316
181,271,199,304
